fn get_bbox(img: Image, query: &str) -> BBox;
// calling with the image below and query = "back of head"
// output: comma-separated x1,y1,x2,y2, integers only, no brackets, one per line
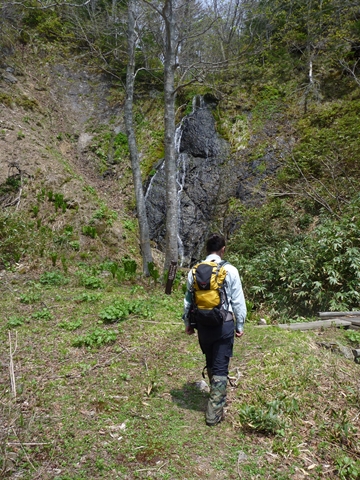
206,233,226,254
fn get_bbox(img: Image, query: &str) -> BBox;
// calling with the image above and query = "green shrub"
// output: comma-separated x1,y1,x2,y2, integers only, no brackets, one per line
99,301,129,322
122,257,137,277
344,330,360,346
335,455,360,480
74,292,102,303
229,198,360,319
148,262,160,283
47,191,68,213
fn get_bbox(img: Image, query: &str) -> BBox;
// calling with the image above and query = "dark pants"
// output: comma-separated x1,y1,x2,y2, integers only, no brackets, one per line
197,320,234,377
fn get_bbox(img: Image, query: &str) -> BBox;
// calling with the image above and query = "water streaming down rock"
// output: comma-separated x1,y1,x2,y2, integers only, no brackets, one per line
145,94,229,266
144,93,284,266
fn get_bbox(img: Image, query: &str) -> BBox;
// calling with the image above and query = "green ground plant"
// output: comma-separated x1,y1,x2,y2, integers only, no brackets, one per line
72,327,118,348
39,270,68,286
0,211,52,268
58,319,83,331
6,316,25,329
77,271,104,290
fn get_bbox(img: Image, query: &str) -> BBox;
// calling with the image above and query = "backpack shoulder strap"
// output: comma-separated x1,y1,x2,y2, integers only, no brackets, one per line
219,260,230,267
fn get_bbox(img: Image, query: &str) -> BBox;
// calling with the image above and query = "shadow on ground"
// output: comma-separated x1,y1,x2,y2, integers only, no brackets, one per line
170,381,209,412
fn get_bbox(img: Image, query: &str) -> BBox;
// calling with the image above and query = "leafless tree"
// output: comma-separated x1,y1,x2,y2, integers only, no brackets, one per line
125,0,153,275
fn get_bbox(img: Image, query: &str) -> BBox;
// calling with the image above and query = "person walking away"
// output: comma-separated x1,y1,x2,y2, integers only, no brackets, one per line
182,233,246,426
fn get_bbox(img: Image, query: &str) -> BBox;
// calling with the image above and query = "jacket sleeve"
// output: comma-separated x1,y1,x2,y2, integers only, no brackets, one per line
226,265,247,333
182,270,193,327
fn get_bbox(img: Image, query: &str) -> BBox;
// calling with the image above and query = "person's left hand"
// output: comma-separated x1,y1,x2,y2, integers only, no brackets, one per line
235,330,244,338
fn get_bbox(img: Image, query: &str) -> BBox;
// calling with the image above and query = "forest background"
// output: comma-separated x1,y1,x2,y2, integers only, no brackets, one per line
1,0,360,479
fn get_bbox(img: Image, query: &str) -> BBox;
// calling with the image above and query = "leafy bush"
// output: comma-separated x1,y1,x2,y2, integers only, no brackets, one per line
101,258,137,282
336,455,360,480
82,225,97,238
47,191,68,213
122,258,137,277
99,302,129,322
230,199,360,319
148,262,160,283
344,330,360,347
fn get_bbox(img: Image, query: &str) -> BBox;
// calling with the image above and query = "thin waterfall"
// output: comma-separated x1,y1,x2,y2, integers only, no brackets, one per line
175,120,186,266
144,160,164,201
192,94,205,111
144,95,206,266
175,96,205,265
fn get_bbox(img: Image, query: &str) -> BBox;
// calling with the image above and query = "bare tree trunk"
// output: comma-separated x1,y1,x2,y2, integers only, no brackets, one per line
125,0,153,276
162,0,179,272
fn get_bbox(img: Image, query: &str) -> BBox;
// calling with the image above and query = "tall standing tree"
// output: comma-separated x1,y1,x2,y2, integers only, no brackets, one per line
162,0,179,272
144,0,219,272
125,0,153,275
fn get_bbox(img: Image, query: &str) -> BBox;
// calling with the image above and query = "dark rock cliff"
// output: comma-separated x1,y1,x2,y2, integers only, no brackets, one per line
145,95,283,266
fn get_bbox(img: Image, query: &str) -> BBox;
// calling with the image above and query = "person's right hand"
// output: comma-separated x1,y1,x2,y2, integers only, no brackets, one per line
185,325,195,335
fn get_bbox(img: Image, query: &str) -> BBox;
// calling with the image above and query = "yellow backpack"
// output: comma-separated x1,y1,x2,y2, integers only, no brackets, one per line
190,260,229,327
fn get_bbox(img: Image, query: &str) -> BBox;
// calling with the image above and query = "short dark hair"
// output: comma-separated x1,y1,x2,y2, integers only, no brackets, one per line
206,233,226,254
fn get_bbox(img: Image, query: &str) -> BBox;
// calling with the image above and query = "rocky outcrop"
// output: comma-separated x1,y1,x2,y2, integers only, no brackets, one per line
145,96,284,266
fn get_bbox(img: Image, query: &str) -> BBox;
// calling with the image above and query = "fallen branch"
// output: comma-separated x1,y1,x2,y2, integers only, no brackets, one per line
9,331,18,398
7,443,51,446
12,427,36,471
136,320,180,325
136,461,168,473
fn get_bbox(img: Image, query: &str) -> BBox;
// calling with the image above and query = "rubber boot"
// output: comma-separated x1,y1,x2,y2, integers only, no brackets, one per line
207,367,213,384
206,375,227,426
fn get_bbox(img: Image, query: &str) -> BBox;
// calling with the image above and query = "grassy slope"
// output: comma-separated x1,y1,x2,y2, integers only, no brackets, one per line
1,268,359,479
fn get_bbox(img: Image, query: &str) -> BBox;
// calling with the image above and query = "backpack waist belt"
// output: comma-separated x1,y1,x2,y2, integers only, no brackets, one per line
224,312,233,322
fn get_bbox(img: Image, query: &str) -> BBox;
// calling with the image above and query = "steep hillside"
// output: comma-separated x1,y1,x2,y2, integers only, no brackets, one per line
0,49,151,272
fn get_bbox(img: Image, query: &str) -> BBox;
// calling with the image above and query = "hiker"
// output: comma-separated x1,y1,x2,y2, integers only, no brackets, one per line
182,233,246,426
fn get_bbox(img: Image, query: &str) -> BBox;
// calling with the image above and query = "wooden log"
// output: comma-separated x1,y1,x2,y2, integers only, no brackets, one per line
256,319,352,330
275,319,351,331
347,318,360,326
319,315,360,323
318,311,360,318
